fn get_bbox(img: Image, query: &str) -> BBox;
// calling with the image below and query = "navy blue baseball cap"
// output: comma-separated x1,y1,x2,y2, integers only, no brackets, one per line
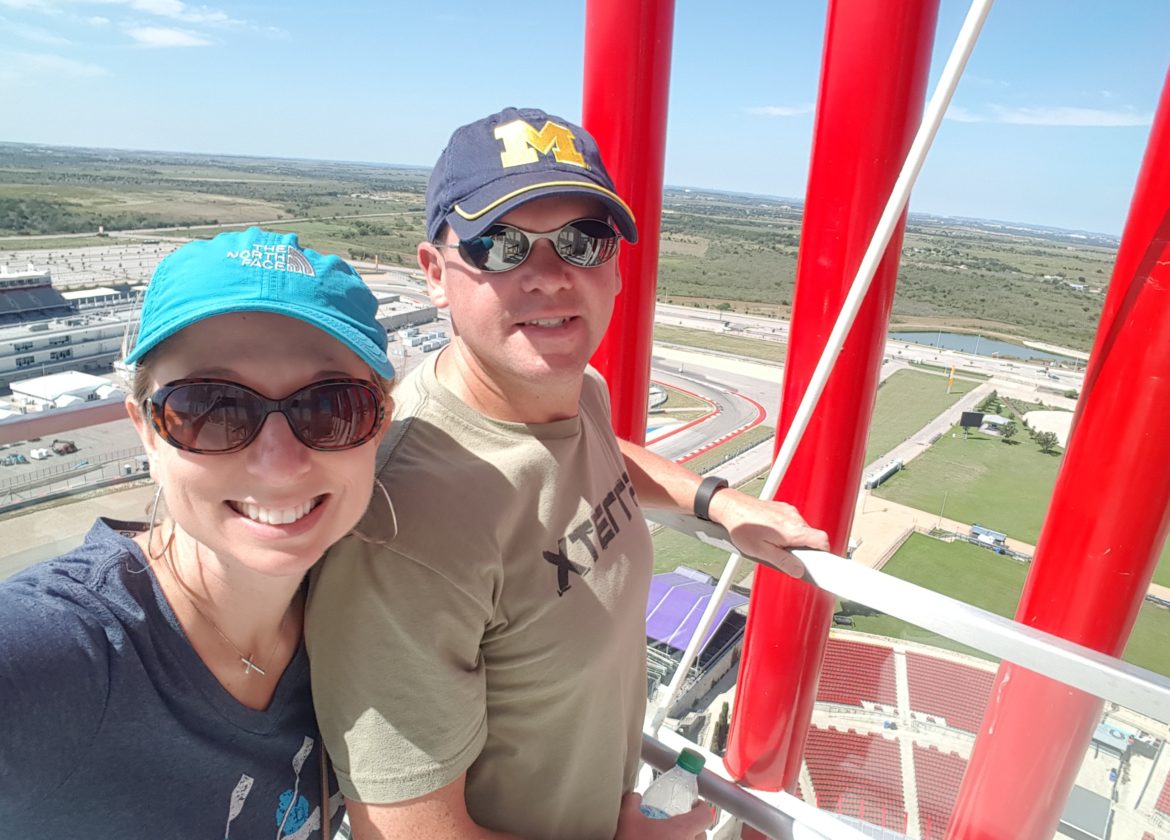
123,228,394,379
426,107,638,245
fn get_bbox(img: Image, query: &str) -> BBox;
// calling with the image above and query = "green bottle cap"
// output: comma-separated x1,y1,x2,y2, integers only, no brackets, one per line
676,748,706,774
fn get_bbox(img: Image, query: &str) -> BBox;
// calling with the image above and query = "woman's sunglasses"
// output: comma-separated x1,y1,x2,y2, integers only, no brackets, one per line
440,218,620,273
146,378,385,455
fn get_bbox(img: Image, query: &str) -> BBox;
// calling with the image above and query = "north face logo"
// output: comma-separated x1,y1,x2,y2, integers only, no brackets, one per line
226,244,315,276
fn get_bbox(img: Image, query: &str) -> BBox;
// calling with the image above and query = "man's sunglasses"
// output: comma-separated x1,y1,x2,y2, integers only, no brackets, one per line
440,218,620,273
146,378,385,455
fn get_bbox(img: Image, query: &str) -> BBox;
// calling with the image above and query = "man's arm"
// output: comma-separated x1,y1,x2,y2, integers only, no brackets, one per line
345,775,520,840
347,780,713,840
619,439,831,568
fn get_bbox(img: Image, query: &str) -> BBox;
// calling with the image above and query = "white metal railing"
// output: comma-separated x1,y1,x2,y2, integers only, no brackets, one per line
651,510,1170,725
642,730,877,840
0,398,127,447
643,511,1170,838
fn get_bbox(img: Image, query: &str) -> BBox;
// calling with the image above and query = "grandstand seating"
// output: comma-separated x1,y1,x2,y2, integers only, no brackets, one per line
906,653,994,733
803,726,908,832
816,637,897,708
0,285,72,324
1156,768,1170,816
913,744,967,839
0,286,69,316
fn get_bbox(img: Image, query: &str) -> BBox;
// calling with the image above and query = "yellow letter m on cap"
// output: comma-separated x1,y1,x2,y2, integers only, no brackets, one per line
494,119,588,169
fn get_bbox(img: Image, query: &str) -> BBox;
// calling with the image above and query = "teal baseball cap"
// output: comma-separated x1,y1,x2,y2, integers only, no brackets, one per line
123,228,394,379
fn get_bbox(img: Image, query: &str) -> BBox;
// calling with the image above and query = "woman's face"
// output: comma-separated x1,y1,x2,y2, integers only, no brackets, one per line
127,311,386,580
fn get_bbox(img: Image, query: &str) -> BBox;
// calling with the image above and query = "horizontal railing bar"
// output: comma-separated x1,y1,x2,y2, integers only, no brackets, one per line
0,399,127,447
645,730,886,840
646,510,1170,724
641,734,797,840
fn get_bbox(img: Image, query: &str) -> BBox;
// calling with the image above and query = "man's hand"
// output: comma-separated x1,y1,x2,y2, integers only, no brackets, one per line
616,438,830,576
614,793,714,840
708,488,830,577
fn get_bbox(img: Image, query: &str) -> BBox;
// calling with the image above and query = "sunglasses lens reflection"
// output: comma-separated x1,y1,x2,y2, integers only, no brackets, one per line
155,380,381,453
459,219,619,272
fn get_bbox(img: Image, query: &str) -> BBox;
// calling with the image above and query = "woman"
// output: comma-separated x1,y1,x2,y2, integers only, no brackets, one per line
0,228,393,838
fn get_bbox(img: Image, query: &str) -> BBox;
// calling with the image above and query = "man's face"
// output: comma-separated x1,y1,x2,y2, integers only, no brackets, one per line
421,195,621,404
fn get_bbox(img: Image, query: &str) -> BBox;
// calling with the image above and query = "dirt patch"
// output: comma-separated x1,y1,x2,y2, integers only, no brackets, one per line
659,234,709,257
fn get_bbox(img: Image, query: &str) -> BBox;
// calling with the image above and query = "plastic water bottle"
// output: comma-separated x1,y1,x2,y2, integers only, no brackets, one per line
640,748,705,819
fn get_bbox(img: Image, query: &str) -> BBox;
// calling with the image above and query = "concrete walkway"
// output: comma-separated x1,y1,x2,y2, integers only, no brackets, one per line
0,482,155,579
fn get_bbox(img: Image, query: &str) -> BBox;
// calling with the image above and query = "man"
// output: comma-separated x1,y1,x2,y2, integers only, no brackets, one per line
307,107,829,840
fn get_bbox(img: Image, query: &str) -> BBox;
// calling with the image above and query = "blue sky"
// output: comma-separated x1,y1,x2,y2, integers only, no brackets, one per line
1,0,1166,235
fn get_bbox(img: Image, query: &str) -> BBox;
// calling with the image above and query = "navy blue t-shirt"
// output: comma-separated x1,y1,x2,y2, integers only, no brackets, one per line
0,518,342,839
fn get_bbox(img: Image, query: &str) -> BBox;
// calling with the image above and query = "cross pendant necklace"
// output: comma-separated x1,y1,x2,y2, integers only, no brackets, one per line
240,656,266,676
181,589,285,677
161,538,285,678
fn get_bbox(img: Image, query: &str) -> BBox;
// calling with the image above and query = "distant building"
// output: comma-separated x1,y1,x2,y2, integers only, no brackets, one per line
7,370,124,411
59,285,134,310
0,264,71,324
0,274,427,391
981,413,1011,434
370,290,438,332
0,311,129,389
969,523,1007,546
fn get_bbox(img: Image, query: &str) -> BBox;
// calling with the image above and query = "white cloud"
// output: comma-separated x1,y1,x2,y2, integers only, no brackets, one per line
125,0,235,24
125,24,211,46
87,14,109,24
0,50,107,81
4,17,70,43
746,104,815,118
947,105,1152,127
945,105,983,123
0,0,61,11
964,73,1010,88
0,0,240,24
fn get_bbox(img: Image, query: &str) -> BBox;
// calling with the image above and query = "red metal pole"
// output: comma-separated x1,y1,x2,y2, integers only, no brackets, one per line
948,66,1170,840
724,0,939,790
583,0,675,445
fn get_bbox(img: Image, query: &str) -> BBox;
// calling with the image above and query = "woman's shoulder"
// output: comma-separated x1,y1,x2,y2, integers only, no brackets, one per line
0,520,143,800
0,518,150,650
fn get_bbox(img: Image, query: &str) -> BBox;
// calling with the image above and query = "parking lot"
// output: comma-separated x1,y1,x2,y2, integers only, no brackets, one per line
0,241,181,289
0,415,145,504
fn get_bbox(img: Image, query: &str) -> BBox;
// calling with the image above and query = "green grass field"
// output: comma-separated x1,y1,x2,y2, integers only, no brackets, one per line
864,370,972,466
0,235,120,251
653,383,710,420
871,423,1170,587
652,324,787,363
842,533,1170,676
873,425,1058,543
682,425,775,477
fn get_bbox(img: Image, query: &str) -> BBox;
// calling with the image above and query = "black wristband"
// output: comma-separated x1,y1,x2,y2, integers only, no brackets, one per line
694,476,729,522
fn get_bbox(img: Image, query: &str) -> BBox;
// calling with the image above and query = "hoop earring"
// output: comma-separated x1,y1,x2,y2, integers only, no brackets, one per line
352,478,398,547
146,484,175,561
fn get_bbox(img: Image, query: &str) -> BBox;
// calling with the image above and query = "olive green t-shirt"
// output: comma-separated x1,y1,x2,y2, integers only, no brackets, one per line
306,355,652,840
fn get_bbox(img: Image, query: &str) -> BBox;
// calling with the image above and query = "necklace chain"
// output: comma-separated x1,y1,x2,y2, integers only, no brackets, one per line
162,535,287,677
